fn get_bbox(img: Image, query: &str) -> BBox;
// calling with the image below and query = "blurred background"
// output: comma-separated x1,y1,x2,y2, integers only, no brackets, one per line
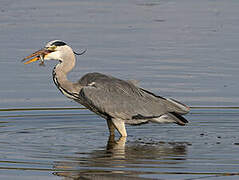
1,0,239,109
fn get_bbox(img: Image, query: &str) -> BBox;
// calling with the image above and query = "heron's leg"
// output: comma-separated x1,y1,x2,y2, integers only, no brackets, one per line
111,119,127,137
107,119,115,136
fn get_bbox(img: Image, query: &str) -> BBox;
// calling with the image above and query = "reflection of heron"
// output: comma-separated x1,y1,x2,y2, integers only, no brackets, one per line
53,138,188,179
22,40,190,137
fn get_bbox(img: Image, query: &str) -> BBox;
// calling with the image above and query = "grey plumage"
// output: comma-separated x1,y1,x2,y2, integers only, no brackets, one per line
77,72,188,125
22,40,190,137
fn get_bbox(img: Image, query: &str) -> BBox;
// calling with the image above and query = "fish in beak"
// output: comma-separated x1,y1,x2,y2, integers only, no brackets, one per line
21,48,52,65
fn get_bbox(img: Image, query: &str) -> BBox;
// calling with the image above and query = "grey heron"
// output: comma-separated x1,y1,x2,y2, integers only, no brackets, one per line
22,40,190,137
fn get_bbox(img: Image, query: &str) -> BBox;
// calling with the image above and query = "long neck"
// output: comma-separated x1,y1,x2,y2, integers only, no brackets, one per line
53,62,74,90
52,55,81,98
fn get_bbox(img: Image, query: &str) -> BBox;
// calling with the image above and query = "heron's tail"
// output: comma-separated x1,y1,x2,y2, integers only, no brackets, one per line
164,98,190,115
150,112,188,126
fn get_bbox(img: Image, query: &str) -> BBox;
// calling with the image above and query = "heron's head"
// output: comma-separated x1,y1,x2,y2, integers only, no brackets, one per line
22,40,86,65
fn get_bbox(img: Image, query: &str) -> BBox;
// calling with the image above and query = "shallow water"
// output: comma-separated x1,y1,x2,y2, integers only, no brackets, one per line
1,0,239,179
0,108,239,179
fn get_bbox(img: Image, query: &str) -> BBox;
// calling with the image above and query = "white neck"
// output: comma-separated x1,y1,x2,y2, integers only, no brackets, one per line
54,63,74,90
52,53,81,98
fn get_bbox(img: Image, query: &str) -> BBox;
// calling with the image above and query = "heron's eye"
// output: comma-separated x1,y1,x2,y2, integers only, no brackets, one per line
48,45,57,51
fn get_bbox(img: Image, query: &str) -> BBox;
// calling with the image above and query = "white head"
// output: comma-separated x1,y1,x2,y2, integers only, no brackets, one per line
43,40,72,62
22,40,86,65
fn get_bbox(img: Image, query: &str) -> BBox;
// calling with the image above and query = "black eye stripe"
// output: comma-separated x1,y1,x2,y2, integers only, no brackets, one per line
51,41,67,46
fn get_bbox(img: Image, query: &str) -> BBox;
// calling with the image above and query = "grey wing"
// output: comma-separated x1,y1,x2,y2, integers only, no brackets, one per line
77,73,167,121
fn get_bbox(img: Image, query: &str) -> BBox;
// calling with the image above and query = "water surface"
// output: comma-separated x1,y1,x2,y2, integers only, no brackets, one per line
1,0,239,108
1,108,239,179
0,0,239,179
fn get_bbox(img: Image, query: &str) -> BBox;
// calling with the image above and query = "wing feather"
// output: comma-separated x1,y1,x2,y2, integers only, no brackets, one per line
77,73,167,120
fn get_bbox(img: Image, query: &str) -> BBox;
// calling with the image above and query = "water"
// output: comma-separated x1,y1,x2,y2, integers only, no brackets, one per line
1,0,239,179
1,108,239,179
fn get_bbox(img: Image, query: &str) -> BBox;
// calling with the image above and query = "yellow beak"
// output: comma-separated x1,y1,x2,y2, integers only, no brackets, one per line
22,49,51,64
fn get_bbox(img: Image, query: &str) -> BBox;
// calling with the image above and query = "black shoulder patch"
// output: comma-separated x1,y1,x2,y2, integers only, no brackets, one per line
51,41,67,46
